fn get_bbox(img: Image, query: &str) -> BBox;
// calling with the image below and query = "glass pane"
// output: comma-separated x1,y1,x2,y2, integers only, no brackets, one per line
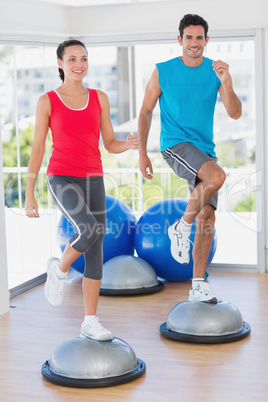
1,44,61,289
135,43,189,212
135,40,256,265
84,45,138,208
1,45,16,166
84,46,119,126
44,46,60,93
205,40,256,264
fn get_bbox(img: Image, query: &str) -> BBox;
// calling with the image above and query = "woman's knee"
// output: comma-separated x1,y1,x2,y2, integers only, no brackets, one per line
75,220,104,252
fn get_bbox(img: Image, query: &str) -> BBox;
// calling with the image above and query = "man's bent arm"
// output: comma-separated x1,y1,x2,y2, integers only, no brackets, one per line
213,60,242,120
219,80,242,120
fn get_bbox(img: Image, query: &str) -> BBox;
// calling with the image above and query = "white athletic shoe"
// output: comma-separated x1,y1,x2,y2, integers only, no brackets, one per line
80,317,113,341
168,220,191,264
188,281,217,303
44,257,69,307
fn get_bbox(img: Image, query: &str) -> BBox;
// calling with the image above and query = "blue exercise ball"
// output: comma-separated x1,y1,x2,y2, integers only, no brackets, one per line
134,199,217,281
57,195,136,274
104,195,136,262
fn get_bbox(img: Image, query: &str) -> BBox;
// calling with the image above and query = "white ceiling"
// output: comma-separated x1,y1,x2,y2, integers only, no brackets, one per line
37,0,165,6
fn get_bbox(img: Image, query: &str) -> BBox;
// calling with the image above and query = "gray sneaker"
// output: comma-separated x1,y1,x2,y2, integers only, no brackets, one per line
44,258,69,307
189,281,217,303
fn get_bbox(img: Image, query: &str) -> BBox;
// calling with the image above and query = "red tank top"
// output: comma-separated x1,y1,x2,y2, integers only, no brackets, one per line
46,89,103,177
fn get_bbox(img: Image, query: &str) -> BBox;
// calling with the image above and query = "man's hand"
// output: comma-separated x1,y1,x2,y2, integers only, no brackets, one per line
212,60,231,85
139,153,153,180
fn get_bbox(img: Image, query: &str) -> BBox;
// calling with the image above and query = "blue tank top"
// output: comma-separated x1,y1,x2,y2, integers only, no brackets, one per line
156,57,221,157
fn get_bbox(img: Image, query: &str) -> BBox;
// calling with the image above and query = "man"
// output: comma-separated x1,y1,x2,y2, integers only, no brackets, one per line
138,14,242,303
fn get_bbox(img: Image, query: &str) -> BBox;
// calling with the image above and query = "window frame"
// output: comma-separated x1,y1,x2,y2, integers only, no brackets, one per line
0,28,266,306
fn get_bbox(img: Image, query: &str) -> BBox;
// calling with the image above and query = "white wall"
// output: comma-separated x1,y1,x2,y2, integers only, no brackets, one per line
0,0,73,41
73,0,268,38
0,0,267,41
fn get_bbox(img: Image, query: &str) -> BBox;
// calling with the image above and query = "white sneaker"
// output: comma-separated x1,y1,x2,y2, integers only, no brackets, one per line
168,220,191,264
189,281,217,303
80,317,113,341
45,257,69,307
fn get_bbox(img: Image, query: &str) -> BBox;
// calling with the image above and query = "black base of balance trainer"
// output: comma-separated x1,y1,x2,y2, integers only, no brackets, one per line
100,255,164,296
100,281,164,296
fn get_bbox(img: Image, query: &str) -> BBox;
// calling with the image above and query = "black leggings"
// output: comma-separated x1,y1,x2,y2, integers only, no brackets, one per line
47,175,106,280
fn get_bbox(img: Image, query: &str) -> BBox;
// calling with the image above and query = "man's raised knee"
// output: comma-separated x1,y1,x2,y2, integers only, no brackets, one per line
211,166,226,191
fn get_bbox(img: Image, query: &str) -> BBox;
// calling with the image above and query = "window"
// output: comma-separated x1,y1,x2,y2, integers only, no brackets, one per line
206,40,256,265
0,36,259,291
1,44,60,289
134,39,257,266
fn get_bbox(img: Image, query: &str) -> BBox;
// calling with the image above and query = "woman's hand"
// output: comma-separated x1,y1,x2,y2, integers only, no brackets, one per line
25,195,39,218
126,134,139,150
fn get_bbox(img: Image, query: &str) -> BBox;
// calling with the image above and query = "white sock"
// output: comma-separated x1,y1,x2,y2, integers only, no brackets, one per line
177,217,192,231
192,278,204,284
55,264,68,279
84,315,96,323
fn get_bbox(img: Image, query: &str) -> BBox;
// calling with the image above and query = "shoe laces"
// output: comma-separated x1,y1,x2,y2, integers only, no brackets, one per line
176,230,193,252
180,236,193,250
193,282,217,296
86,317,106,331
55,277,74,296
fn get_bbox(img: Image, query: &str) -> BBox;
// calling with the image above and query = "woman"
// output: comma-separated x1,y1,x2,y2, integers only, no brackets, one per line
25,39,139,341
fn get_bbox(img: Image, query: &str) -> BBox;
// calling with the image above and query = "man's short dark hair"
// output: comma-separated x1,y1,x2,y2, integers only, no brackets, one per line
179,14,209,38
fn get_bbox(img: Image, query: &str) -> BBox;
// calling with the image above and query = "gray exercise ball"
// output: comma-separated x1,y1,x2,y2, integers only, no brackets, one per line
160,301,251,343
42,336,146,387
100,255,164,295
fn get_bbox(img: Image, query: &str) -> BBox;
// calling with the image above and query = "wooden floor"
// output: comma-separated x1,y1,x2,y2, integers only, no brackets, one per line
1,271,268,402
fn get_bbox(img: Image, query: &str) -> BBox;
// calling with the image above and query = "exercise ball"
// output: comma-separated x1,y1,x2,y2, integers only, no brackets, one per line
100,255,164,295
160,301,251,343
57,195,136,274
104,195,136,262
134,199,217,281
42,336,146,387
